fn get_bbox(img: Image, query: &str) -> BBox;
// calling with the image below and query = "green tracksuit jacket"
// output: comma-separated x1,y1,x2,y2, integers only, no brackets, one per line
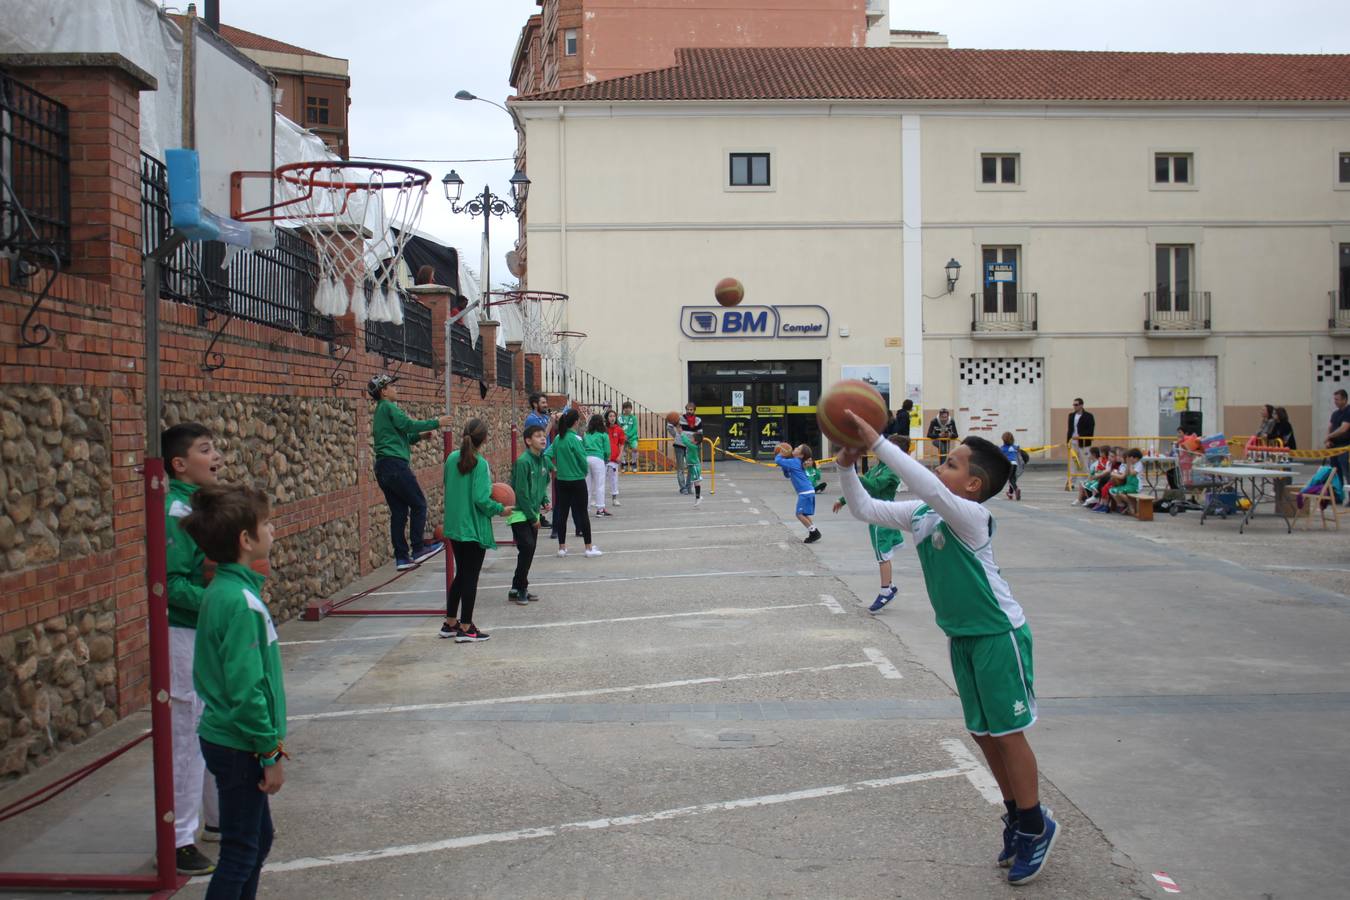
443,451,503,548
545,431,589,481
510,450,549,525
193,563,287,755
372,399,439,462
165,479,206,629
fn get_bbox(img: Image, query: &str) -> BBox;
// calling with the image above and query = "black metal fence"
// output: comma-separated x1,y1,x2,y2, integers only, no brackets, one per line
496,345,514,387
366,292,434,368
140,153,333,340
0,69,70,264
524,357,535,393
451,322,481,378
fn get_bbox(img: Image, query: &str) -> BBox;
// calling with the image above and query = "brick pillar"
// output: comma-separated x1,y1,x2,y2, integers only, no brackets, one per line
407,284,453,372
506,340,524,390
1,53,157,298
525,352,542,392
479,320,500,384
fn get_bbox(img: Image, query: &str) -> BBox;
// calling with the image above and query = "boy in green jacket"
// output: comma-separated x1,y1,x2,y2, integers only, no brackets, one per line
162,423,222,875
508,424,550,604
369,374,453,571
181,484,286,900
619,401,639,472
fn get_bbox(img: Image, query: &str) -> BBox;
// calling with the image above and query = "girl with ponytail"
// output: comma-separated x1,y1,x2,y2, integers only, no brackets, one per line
441,418,511,643
545,408,601,558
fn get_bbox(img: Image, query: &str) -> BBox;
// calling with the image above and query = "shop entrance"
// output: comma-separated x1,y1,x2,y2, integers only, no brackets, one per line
689,360,822,460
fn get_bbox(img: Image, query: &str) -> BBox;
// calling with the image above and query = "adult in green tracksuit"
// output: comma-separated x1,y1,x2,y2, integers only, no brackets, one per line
181,484,285,900
833,434,909,613
369,373,453,570
507,424,551,603
162,423,222,875
440,418,511,644
545,408,599,557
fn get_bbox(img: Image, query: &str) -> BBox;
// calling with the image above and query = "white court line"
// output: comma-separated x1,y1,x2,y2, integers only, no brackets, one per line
264,756,974,874
820,595,845,615
748,508,760,514
291,653,895,722
740,497,750,503
281,602,835,646
862,648,903,680
590,521,771,536
366,569,791,597
939,738,1003,805
590,541,785,556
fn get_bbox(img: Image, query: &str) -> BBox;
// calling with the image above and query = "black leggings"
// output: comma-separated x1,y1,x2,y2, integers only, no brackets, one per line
510,520,537,592
555,478,591,546
447,540,487,624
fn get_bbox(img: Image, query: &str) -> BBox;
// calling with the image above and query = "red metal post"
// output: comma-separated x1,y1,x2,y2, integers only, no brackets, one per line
510,424,518,461
143,458,183,891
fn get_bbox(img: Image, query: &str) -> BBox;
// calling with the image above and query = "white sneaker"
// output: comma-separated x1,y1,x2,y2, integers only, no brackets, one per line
694,496,702,507
556,548,568,557
612,497,621,507
584,547,603,558
1070,499,1083,506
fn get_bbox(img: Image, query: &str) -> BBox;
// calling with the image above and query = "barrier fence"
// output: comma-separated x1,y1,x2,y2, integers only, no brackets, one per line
1062,435,1345,490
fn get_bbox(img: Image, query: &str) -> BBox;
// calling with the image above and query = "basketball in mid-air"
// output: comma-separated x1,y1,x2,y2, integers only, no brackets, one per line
817,379,889,449
774,441,793,457
665,411,682,425
714,277,744,307
490,482,516,508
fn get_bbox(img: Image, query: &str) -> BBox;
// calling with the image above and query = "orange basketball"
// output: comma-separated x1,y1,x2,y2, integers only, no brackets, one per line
490,482,515,508
774,442,793,457
665,411,681,425
714,277,744,307
817,379,889,449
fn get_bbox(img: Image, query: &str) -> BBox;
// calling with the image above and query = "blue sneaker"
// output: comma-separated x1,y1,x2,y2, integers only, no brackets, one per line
999,805,1052,868
868,586,898,613
1008,815,1060,885
395,557,417,571
412,541,444,564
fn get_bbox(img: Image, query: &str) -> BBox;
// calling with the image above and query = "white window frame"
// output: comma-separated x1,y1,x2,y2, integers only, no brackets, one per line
974,150,1024,192
1150,150,1197,191
1336,151,1350,191
1153,243,1196,311
564,28,578,56
724,149,775,193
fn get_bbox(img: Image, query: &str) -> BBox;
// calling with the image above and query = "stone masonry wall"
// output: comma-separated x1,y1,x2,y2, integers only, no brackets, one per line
0,385,113,574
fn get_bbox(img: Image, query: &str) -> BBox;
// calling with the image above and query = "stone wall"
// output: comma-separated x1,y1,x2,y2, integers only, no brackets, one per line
0,598,119,777
0,385,113,574
163,394,357,504
267,515,361,623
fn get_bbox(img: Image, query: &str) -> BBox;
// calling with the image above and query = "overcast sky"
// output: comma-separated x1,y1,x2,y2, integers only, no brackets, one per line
210,0,1348,289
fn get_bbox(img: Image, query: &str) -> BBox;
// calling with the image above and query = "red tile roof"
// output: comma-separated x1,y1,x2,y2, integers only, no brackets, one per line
518,47,1350,103
168,15,339,60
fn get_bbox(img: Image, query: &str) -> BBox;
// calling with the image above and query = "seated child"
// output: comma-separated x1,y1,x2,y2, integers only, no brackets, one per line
1073,447,1105,506
1104,448,1143,513
1089,448,1124,511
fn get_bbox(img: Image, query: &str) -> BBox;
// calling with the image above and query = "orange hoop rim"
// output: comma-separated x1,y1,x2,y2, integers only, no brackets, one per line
483,289,570,308
231,161,432,222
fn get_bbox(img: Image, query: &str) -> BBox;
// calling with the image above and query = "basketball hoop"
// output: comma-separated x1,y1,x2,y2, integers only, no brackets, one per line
230,161,431,324
484,289,568,357
552,329,587,395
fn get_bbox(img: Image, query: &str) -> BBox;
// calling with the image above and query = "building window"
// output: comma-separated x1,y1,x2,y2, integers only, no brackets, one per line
305,95,330,125
564,28,577,56
729,153,770,187
980,154,1019,185
981,246,1020,314
1155,153,1192,185
1340,152,1350,184
1155,245,1194,311
1340,244,1350,305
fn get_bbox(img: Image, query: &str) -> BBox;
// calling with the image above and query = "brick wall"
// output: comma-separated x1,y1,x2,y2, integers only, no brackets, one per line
0,57,527,780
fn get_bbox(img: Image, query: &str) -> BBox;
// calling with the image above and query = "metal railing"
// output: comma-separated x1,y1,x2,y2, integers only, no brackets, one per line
365,292,433,368
496,344,514,387
140,153,333,340
541,357,673,454
450,322,481,378
971,292,1037,333
524,357,535,392
1331,291,1349,330
1145,290,1210,332
0,69,70,264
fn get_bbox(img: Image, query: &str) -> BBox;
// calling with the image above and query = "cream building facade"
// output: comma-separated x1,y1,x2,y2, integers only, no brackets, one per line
514,48,1350,457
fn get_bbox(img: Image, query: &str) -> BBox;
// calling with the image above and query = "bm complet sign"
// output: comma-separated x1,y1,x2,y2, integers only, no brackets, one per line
679,305,829,340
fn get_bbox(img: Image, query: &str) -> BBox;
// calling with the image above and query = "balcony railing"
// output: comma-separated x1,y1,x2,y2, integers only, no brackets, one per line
524,357,535,392
496,344,514,387
0,69,70,265
1331,291,1350,331
365,292,433,369
450,322,481,378
971,292,1037,335
1145,290,1210,333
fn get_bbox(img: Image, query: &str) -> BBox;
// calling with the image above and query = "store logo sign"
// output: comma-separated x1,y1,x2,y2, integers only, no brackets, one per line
679,305,829,340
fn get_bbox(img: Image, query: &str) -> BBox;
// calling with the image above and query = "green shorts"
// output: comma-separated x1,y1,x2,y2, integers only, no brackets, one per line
948,624,1036,736
869,524,904,563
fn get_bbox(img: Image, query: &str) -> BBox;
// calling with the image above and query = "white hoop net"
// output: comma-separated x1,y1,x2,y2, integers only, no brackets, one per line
489,291,568,359
278,164,429,326
553,331,587,394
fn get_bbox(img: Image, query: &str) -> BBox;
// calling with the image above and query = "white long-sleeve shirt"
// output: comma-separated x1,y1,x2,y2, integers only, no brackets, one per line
841,437,1026,637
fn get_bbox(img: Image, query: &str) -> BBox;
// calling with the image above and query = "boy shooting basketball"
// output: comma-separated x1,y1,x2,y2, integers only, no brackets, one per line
835,410,1059,886
775,444,820,543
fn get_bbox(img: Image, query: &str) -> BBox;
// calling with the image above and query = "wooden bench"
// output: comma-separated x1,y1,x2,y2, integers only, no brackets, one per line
1125,493,1154,521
